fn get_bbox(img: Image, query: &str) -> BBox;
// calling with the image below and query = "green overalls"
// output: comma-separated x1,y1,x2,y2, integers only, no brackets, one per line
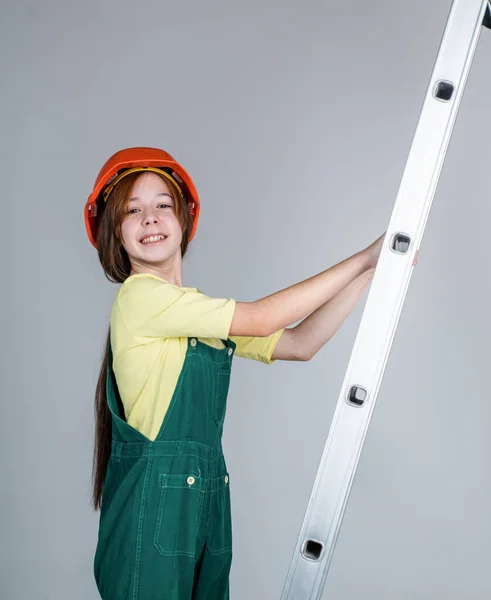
94,335,236,600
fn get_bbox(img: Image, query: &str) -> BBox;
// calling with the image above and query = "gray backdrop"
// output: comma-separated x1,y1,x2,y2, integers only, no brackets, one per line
2,0,490,598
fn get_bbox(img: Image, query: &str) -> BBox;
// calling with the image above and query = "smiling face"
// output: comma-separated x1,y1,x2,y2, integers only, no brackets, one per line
120,171,184,278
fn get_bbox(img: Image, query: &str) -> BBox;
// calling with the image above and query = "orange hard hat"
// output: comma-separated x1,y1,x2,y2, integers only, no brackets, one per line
84,147,200,249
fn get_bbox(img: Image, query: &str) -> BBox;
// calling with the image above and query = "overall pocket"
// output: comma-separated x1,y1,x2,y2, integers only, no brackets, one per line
214,367,231,427
208,473,233,555
153,473,204,557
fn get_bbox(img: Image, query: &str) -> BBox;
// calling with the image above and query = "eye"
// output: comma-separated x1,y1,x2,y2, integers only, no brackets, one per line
127,204,171,215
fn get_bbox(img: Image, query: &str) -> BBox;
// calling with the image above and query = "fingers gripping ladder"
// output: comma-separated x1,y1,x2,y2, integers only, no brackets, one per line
281,1,491,598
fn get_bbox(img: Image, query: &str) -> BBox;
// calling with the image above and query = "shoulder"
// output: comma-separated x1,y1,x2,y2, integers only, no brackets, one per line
120,273,199,292
117,273,198,302
112,273,208,327
119,273,171,293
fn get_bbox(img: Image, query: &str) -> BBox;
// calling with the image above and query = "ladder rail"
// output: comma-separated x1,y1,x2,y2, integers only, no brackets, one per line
280,1,490,598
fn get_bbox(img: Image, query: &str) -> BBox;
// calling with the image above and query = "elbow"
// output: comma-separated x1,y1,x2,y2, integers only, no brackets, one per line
260,322,276,338
298,349,314,362
288,329,314,361
251,302,277,338
296,338,314,362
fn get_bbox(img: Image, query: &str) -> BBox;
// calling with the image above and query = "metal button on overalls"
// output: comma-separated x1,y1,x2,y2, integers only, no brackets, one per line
94,336,236,600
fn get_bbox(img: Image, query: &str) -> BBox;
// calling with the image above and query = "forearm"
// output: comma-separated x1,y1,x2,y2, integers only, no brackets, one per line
255,250,369,335
292,268,374,360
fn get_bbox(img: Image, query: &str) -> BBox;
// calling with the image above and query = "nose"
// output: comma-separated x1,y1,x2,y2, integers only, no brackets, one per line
142,207,159,225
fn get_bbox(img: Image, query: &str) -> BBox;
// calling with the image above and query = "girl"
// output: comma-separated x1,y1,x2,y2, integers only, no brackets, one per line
84,146,384,600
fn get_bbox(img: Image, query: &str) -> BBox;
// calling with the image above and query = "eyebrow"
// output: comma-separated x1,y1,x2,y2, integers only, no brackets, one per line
129,192,173,203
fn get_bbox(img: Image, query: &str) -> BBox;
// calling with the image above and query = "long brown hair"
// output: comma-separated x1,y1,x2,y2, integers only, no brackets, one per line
92,170,193,510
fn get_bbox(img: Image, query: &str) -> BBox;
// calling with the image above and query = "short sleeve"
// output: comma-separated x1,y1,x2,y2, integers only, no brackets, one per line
230,328,285,365
116,274,236,339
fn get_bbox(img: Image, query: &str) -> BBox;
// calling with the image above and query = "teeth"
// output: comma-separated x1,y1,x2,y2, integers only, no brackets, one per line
141,235,166,244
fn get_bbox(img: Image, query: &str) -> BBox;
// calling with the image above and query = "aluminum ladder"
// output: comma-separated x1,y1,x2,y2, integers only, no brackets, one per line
281,1,491,598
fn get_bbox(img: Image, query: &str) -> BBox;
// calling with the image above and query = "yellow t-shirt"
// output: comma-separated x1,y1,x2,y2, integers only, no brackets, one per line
110,273,285,441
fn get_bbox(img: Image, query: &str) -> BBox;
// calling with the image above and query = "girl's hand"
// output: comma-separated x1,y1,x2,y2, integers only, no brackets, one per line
362,233,419,269
362,232,386,270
